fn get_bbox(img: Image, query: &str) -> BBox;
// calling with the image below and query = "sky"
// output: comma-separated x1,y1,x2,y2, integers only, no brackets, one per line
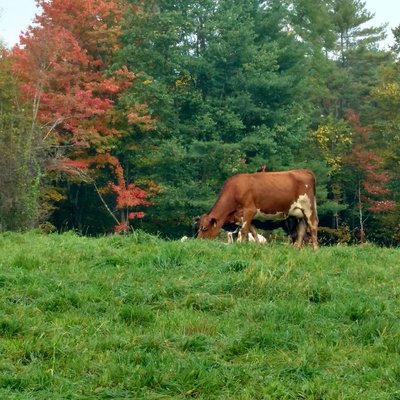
0,0,399,48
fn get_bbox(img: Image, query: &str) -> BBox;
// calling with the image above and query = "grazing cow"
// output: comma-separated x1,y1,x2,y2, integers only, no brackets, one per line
196,169,318,248
194,214,300,243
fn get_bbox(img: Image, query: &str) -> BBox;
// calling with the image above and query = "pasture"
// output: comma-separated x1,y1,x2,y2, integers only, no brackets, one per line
1,231,400,399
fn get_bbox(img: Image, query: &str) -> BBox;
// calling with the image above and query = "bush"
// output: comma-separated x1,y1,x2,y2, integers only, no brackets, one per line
318,224,351,245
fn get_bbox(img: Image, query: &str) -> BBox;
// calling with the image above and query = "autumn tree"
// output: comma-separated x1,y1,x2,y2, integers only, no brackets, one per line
366,38,400,244
11,0,153,232
341,110,395,243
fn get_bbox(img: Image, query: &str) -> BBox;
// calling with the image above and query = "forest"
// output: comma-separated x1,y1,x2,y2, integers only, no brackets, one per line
0,0,399,245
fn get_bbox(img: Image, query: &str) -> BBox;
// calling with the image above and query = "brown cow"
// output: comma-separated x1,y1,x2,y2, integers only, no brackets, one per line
197,169,318,248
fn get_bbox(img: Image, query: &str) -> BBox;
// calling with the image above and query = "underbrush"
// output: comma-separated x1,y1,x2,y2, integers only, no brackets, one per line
0,231,399,399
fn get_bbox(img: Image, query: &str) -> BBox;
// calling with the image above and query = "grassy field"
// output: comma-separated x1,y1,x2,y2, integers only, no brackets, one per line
0,231,399,399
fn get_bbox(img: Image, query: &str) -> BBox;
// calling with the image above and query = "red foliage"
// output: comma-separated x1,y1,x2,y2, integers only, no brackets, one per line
60,152,151,229
8,0,156,232
34,0,126,60
92,153,151,224
368,200,396,213
363,181,390,195
109,183,151,209
12,23,132,147
114,222,130,233
9,0,149,152
344,109,372,140
343,111,395,214
63,158,90,170
128,212,145,220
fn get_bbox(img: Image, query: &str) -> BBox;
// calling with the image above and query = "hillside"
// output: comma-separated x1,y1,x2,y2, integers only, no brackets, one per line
1,232,399,399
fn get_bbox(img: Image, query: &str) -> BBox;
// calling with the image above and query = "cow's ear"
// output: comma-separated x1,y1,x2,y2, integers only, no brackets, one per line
211,217,217,228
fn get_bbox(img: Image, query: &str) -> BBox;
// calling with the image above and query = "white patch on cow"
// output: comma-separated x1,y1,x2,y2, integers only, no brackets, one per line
288,194,312,219
254,209,286,221
305,184,309,188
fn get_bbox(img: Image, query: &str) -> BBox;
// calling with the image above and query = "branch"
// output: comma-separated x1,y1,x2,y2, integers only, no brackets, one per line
68,167,120,225
42,116,71,141
92,181,120,225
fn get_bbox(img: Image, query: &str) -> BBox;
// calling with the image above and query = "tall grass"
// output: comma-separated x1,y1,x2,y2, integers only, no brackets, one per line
0,231,399,399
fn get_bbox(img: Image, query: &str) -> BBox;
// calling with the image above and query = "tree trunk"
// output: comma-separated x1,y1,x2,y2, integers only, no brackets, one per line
358,180,365,244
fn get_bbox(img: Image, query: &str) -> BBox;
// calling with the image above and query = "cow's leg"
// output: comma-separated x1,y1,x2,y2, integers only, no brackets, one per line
238,226,258,242
249,224,259,243
285,217,297,244
300,214,318,249
308,212,318,249
304,199,318,249
240,209,257,242
294,218,307,248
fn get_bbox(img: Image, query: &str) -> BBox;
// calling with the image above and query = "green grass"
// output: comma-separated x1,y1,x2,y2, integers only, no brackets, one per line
0,231,399,399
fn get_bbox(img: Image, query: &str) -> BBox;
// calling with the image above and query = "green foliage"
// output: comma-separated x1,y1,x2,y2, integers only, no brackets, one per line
318,224,351,245
370,59,400,199
116,0,315,236
0,232,400,398
0,51,42,231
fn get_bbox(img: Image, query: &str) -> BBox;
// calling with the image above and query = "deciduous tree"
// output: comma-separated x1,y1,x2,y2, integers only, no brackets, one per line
11,0,152,232
341,110,395,243
0,48,42,230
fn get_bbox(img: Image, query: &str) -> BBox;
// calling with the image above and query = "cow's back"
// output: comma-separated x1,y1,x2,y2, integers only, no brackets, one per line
225,170,315,214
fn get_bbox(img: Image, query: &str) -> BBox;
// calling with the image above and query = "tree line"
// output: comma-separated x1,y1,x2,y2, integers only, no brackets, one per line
0,0,399,244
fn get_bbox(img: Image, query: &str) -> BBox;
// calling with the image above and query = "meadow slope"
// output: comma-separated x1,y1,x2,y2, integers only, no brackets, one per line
0,231,399,399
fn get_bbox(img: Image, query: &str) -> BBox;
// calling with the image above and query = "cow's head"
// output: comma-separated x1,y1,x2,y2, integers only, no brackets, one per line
196,214,220,238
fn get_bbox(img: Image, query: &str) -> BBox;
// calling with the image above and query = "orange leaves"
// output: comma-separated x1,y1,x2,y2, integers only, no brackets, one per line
92,153,151,223
12,0,152,153
93,153,151,210
12,0,137,150
63,158,90,170
344,109,372,141
9,0,154,233
114,222,130,233
128,211,145,219
127,103,157,132
59,153,151,230
109,183,151,209
368,201,396,213
363,181,390,196
35,0,126,57
342,110,396,215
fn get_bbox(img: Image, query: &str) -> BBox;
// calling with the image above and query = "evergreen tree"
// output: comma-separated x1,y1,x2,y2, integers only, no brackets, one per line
117,0,314,236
